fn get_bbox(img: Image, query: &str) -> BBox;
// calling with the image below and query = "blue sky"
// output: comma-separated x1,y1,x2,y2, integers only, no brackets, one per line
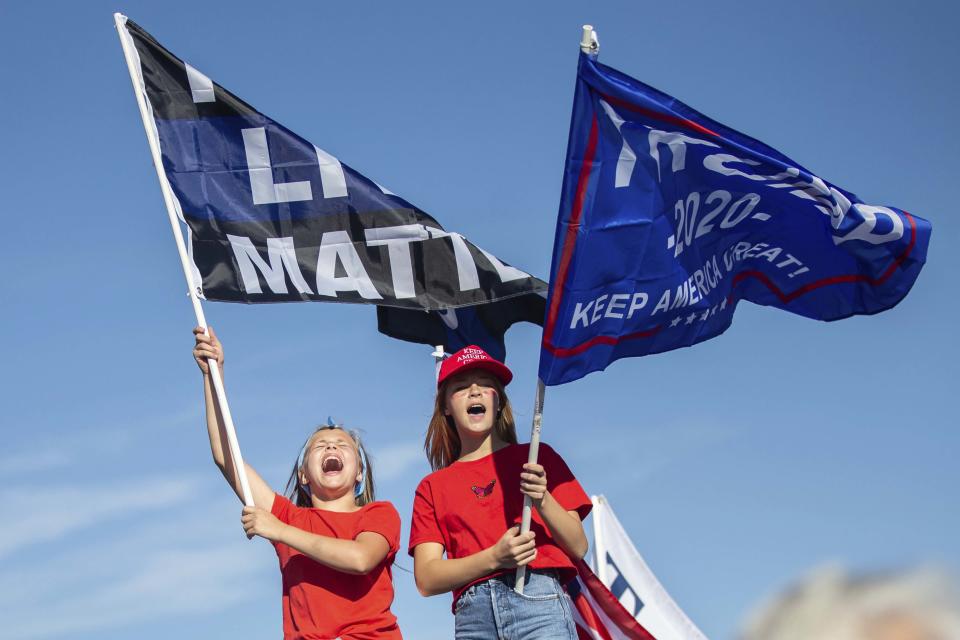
1,1,957,638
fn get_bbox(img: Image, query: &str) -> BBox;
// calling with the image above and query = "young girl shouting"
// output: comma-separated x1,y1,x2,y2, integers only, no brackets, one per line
408,345,591,639
193,327,402,640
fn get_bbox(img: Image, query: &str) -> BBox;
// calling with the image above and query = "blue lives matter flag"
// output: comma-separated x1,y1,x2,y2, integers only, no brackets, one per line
539,52,932,385
118,17,544,361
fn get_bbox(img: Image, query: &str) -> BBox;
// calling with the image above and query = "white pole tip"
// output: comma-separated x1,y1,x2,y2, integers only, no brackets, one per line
580,25,598,54
580,25,594,48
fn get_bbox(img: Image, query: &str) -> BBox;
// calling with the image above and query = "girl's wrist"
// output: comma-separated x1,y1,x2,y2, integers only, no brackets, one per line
482,546,500,572
533,489,552,511
271,521,291,545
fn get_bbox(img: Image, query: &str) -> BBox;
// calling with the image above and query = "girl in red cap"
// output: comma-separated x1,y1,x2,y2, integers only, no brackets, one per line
408,345,590,639
192,327,402,640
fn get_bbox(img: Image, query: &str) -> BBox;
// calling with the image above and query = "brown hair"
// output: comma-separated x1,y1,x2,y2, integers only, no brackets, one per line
284,426,376,507
424,378,517,471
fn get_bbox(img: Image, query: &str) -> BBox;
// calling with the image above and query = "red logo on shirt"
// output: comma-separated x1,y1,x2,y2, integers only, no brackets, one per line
470,479,496,498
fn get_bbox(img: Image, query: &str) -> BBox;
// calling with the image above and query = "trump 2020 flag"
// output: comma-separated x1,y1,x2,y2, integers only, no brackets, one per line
539,51,931,385
117,17,545,357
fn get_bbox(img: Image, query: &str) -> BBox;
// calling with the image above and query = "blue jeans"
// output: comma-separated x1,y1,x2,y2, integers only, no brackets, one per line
454,570,578,640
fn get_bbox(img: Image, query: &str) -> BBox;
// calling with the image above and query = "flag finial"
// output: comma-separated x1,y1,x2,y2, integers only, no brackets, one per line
580,25,599,54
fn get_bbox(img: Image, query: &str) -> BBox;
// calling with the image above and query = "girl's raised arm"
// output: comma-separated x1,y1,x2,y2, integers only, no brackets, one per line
193,326,275,509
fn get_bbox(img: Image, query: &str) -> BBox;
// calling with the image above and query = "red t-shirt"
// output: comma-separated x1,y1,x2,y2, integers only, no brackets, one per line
408,443,591,609
271,494,402,640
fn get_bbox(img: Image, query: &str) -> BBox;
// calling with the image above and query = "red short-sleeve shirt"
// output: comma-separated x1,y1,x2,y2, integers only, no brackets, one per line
271,494,402,639
408,443,591,608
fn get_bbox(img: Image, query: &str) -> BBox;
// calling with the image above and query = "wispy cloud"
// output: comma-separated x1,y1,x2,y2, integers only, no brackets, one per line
1,403,204,478
373,440,427,481
3,548,262,639
569,419,743,484
0,449,71,476
0,475,199,559
0,508,273,640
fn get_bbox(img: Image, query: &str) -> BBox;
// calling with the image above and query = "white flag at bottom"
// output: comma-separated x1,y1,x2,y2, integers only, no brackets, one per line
590,495,708,640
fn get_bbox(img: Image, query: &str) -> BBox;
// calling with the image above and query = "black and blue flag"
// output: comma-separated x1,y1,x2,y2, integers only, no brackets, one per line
376,291,545,362
539,51,931,385
118,17,545,358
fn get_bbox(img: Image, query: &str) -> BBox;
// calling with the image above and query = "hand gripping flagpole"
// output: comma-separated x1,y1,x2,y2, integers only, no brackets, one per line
515,24,599,595
113,13,254,507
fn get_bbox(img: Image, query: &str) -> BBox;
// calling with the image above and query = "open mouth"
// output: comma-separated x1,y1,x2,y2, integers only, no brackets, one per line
467,404,486,416
321,455,343,473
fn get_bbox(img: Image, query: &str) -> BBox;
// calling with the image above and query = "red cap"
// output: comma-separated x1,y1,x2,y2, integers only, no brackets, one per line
437,345,513,388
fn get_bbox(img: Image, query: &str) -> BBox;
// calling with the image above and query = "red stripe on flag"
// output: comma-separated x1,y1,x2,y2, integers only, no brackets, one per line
542,325,662,357
570,560,657,640
571,583,616,640
597,91,719,139
726,211,919,305
576,626,597,640
543,116,600,346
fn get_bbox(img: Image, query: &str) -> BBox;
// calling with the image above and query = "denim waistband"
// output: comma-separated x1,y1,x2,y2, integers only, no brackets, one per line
488,568,561,587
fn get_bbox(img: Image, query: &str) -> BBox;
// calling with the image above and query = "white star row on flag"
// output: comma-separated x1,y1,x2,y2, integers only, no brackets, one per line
668,297,729,328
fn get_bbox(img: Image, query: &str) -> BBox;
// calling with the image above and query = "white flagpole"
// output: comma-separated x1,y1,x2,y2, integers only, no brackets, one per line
113,13,254,507
432,344,446,384
514,378,545,593
515,24,599,595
